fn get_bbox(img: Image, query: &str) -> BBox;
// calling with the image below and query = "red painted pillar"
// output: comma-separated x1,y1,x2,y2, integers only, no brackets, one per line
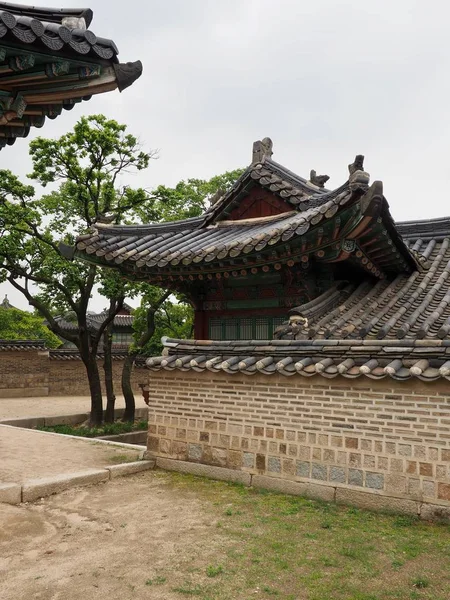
194,309,207,339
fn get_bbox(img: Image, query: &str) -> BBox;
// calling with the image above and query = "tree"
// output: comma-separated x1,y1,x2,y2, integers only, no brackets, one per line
120,169,245,417
0,115,154,426
0,305,61,348
134,170,244,223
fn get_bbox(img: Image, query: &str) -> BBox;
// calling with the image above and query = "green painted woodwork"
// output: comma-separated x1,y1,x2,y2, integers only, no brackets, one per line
0,43,102,68
226,298,280,309
209,315,286,341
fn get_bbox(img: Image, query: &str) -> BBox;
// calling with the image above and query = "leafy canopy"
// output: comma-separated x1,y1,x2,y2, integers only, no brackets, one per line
0,306,61,348
0,115,153,338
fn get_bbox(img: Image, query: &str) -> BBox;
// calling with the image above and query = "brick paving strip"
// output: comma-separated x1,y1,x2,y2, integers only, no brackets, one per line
0,424,154,505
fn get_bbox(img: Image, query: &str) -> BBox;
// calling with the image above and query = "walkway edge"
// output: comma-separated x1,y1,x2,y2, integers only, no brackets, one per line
1,460,155,505
0,423,146,456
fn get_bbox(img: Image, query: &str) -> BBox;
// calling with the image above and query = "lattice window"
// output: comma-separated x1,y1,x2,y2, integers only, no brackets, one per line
208,316,286,341
240,318,253,339
224,319,238,339
209,319,222,340
112,332,133,347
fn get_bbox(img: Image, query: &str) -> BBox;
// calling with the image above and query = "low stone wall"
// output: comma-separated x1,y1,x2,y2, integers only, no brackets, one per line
0,350,49,397
145,370,450,518
0,349,144,397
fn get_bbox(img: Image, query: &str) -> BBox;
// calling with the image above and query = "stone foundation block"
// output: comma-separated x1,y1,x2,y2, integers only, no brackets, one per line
0,482,21,505
155,457,251,485
106,460,155,479
420,503,450,522
336,488,419,516
252,475,335,502
22,469,109,502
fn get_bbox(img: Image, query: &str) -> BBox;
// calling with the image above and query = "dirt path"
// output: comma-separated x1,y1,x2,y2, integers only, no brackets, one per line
0,426,142,483
0,471,223,600
0,396,130,420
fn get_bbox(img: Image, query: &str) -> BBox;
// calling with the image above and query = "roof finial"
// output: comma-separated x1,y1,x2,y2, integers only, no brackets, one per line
252,137,273,163
348,155,370,189
1,294,13,309
348,155,364,175
309,170,330,188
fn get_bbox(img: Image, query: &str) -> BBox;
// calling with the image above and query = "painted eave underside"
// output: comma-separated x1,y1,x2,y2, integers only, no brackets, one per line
0,2,142,148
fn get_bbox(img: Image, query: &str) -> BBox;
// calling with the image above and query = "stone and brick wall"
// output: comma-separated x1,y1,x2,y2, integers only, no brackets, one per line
146,370,450,517
0,349,143,397
0,350,49,398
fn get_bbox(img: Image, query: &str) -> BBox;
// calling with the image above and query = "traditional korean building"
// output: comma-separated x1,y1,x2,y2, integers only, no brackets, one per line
54,303,135,350
74,138,450,518
0,2,142,148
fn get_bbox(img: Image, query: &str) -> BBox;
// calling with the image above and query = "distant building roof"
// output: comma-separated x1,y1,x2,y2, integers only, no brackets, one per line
0,294,14,309
0,339,46,350
54,306,134,332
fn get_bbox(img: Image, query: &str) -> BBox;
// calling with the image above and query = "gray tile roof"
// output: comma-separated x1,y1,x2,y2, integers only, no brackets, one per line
146,337,450,382
49,349,145,362
280,235,450,341
54,310,134,332
0,3,117,60
77,160,409,275
0,339,46,351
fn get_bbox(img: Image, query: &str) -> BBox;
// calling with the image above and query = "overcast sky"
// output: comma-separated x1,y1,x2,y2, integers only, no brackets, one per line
2,0,450,310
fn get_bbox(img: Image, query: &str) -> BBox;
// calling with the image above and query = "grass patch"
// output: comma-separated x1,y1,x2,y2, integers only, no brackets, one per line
158,472,450,600
145,576,166,586
206,565,223,578
37,420,148,438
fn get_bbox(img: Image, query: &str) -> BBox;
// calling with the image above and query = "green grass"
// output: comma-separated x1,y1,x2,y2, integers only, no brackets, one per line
37,420,148,438
150,471,450,600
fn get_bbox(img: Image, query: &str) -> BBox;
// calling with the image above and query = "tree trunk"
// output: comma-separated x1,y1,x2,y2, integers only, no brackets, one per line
122,352,137,422
84,353,103,427
103,326,115,424
78,326,103,427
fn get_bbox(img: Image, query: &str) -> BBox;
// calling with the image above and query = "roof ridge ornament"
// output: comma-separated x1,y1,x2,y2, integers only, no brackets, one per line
210,188,226,206
309,170,329,188
348,154,370,190
252,137,273,163
62,16,86,30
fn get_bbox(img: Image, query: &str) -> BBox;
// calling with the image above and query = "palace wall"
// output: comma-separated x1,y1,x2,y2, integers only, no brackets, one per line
0,349,142,398
145,370,450,519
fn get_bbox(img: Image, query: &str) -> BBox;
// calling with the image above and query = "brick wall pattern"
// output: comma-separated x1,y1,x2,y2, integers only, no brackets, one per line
146,370,450,510
0,350,142,397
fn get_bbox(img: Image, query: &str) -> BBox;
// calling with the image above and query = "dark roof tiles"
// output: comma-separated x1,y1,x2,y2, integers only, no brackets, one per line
0,339,46,350
76,184,355,269
0,4,118,60
146,337,450,382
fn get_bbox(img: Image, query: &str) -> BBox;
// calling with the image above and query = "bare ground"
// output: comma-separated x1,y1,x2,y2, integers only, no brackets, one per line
0,471,224,600
0,396,129,420
3,469,450,600
0,426,142,483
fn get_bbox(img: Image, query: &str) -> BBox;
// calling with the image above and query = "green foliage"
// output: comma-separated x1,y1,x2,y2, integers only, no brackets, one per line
0,306,60,347
132,292,193,355
128,169,244,356
0,115,153,343
134,169,244,223
205,565,223,578
37,419,148,437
